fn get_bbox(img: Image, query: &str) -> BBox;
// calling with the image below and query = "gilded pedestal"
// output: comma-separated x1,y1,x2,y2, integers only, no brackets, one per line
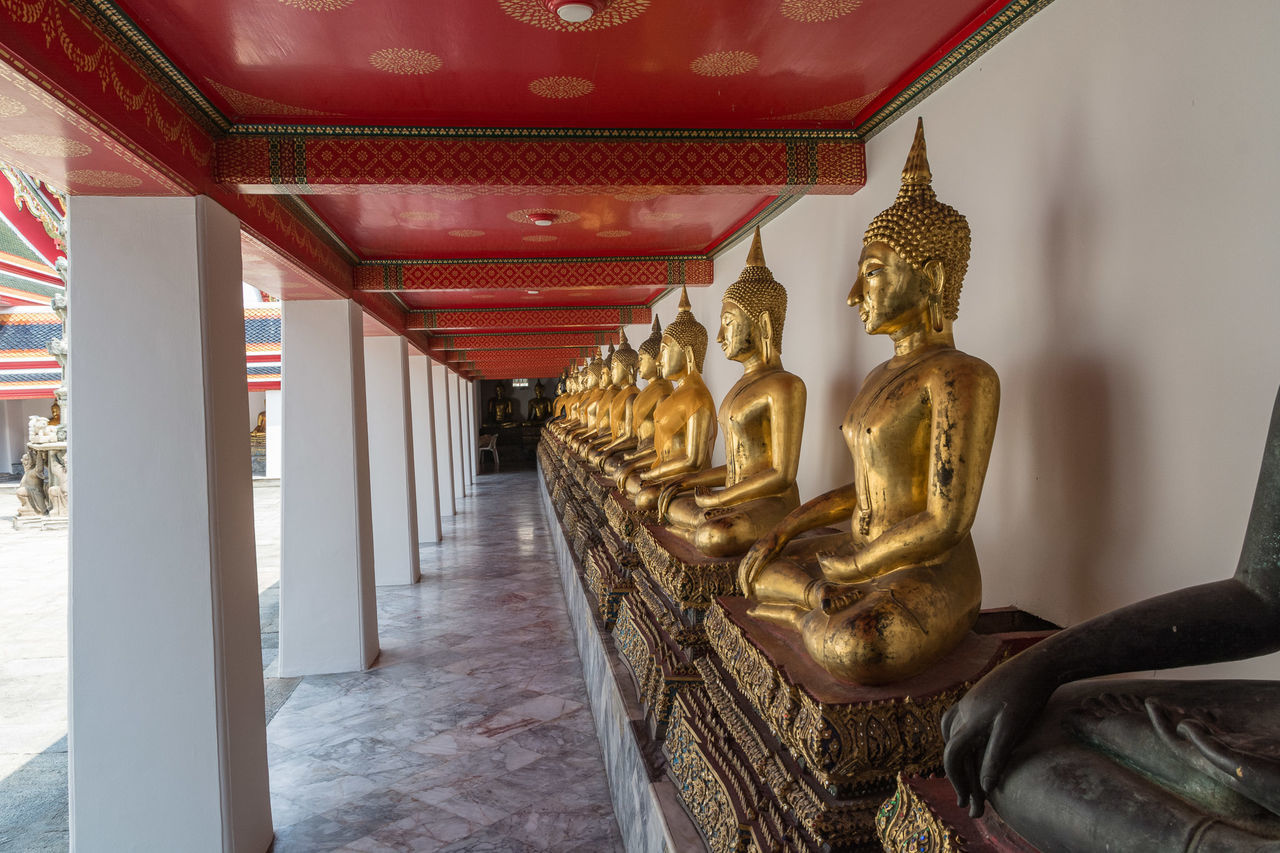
875,775,1038,853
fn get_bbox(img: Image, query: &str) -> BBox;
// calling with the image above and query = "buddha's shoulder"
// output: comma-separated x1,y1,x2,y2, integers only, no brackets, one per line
932,349,998,385
745,367,806,395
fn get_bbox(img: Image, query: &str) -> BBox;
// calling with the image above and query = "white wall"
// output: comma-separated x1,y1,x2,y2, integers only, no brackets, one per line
624,0,1280,680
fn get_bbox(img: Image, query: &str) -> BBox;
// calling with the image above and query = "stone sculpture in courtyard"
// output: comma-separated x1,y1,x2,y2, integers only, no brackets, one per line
620,287,717,511
936,385,1280,852
15,450,49,518
738,119,1001,685
602,317,671,478
654,227,807,557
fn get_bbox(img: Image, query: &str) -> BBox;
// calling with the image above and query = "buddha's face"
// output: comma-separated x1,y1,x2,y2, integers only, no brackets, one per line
717,302,754,362
659,337,686,379
848,241,929,336
610,359,629,387
495,385,507,399
638,351,658,381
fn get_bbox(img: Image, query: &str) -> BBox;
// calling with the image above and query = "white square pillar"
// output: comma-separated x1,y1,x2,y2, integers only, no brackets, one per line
364,335,421,585
449,371,467,499
431,361,456,517
408,353,442,542
465,380,477,483
68,196,272,852
264,387,282,479
278,299,379,677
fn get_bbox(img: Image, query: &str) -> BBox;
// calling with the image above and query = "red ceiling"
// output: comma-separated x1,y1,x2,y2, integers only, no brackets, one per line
115,0,992,129
0,0,1041,377
305,193,775,259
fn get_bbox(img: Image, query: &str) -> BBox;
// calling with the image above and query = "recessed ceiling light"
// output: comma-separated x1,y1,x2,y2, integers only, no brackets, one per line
527,290,540,294
528,211,557,227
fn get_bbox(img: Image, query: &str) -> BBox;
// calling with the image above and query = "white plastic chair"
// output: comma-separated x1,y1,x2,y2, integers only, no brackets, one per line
477,433,499,472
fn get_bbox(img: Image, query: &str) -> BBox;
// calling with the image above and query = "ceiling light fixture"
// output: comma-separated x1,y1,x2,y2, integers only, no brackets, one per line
528,211,558,227
544,0,609,23
527,290,540,294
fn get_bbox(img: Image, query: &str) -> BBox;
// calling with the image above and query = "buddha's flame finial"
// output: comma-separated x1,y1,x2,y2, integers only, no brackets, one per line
901,117,932,188
620,327,629,345
651,315,661,334
745,225,766,267
678,284,691,312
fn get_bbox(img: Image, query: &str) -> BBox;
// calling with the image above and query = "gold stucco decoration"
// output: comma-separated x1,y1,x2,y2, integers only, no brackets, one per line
528,76,595,99
0,95,27,118
780,0,862,22
1,134,90,158
206,79,326,117
369,49,443,76
505,207,581,225
499,0,649,33
65,169,142,188
775,88,883,121
278,0,355,10
523,234,557,242
596,229,631,238
690,51,759,77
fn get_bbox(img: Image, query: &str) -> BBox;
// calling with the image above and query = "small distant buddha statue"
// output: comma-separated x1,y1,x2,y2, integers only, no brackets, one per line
250,410,266,437
584,331,641,466
942,385,1280,852
560,353,606,444
49,399,61,427
655,227,807,557
570,345,619,456
738,119,1000,685
551,367,580,431
622,287,717,511
602,317,671,476
486,383,517,425
527,381,554,423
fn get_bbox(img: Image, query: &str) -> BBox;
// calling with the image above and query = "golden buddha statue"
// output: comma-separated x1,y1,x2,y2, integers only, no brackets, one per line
551,363,588,438
563,351,609,449
654,227,807,557
738,119,1000,685
568,346,616,456
602,317,672,476
485,382,517,426
585,331,641,466
527,380,554,423
622,286,717,511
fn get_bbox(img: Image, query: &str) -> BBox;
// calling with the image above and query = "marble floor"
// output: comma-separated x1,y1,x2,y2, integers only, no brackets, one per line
0,470,623,852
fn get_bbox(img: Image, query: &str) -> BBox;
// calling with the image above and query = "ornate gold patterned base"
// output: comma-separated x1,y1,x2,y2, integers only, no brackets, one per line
875,774,1039,853
632,519,741,616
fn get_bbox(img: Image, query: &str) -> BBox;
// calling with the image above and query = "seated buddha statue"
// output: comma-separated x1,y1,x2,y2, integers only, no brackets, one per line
585,332,641,466
486,383,516,426
655,227,807,557
738,119,1000,685
563,352,609,449
568,346,616,456
550,364,586,438
602,317,672,477
622,287,717,512
527,380,555,423
941,385,1280,852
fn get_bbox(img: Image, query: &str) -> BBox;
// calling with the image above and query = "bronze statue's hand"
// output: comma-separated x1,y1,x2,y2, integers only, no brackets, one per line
940,655,1056,818
816,550,864,583
693,486,720,508
657,479,685,519
739,532,784,595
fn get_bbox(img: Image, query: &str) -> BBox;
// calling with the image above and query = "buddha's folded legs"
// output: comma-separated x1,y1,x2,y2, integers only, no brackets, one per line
989,680,1280,853
749,536,981,684
666,491,800,558
624,473,662,510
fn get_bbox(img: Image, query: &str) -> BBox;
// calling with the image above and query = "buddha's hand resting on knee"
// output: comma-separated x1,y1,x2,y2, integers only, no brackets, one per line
940,654,1057,818
657,478,689,519
739,531,786,596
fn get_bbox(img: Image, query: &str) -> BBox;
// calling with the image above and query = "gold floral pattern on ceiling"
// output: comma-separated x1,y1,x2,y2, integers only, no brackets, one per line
638,211,681,222
774,88,883,121
0,134,90,158
780,0,862,22
499,0,650,32
433,190,475,201
277,0,355,11
65,169,142,188
690,51,758,77
0,95,26,118
597,230,631,237
397,210,441,226
449,229,485,237
506,208,581,225
205,79,327,117
529,76,595,99
523,234,557,242
369,49,443,75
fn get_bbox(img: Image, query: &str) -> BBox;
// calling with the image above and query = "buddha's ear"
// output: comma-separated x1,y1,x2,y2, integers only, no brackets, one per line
683,343,700,376
922,259,946,298
758,310,774,362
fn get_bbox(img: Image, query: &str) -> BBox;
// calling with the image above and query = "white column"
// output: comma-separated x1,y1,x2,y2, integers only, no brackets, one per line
68,196,272,852
264,388,282,479
450,371,467,499
466,380,477,483
409,353,442,542
278,299,378,677
364,336,421,586
431,362,456,517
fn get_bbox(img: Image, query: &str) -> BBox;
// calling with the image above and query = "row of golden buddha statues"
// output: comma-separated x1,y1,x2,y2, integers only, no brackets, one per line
537,120,1280,852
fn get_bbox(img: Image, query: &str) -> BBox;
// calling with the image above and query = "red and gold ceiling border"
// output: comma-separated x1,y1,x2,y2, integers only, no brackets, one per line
853,0,1058,138
356,257,712,293
426,331,619,352
408,305,650,332
214,131,866,196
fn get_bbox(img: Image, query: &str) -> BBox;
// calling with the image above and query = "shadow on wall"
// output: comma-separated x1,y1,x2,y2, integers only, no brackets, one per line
997,107,1144,625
